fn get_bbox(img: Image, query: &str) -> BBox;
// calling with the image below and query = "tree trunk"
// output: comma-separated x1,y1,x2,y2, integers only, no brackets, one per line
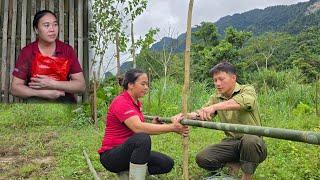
115,32,121,76
131,21,136,68
182,0,194,179
93,72,98,128
97,54,104,80
163,65,167,91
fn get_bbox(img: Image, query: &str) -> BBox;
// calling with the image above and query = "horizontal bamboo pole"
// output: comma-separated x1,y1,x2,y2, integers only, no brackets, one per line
144,115,320,145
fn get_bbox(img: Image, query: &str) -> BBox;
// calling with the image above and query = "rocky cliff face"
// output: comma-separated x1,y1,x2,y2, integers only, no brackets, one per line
305,1,320,15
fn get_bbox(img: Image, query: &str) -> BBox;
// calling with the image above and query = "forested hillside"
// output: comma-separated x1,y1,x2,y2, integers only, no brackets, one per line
137,24,320,88
150,0,320,53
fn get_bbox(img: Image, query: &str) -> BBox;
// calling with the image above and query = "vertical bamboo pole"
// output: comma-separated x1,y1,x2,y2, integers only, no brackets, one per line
49,0,54,12
45,0,49,10
69,0,74,48
6,0,13,103
9,0,17,103
0,0,2,20
78,0,84,103
5,0,13,103
31,0,36,41
0,0,2,100
83,0,89,102
88,0,93,81
14,0,24,102
40,0,45,10
182,0,194,179
59,0,64,41
1,0,9,103
21,0,27,48
78,0,83,68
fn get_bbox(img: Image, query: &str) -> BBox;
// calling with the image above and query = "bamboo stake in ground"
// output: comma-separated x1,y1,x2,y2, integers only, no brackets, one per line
182,0,194,179
83,150,101,180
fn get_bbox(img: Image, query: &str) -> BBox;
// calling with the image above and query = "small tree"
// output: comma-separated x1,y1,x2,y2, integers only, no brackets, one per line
125,0,148,68
90,0,122,79
90,0,147,78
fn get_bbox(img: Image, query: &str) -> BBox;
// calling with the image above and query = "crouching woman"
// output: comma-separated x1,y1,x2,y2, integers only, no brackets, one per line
98,69,188,179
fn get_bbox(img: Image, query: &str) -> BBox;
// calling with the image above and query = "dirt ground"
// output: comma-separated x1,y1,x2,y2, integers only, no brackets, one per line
0,132,58,179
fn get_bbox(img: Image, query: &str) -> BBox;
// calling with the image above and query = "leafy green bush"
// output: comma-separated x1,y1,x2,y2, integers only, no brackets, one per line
71,76,121,128
292,102,314,116
99,76,122,106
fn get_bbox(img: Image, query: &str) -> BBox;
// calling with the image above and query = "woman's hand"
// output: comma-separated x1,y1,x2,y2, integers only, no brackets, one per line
29,75,56,89
171,113,183,124
39,89,65,99
171,113,189,137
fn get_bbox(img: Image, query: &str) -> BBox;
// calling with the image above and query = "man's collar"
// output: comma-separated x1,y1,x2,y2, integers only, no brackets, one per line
217,83,241,99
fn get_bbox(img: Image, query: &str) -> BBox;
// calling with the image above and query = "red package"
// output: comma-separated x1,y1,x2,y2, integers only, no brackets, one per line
31,53,70,81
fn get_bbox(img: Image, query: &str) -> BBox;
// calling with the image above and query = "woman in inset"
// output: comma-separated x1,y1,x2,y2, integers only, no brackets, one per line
11,10,85,103
98,69,189,179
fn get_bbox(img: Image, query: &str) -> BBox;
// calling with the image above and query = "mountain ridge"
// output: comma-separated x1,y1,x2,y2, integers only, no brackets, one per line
151,0,320,53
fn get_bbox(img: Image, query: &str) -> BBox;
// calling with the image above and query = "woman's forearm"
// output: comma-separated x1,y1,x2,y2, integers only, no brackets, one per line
51,79,85,93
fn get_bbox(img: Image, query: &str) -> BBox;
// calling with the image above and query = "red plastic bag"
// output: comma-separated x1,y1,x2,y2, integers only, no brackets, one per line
31,53,70,81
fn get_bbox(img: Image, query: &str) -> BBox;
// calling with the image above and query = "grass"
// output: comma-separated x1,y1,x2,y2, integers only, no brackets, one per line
0,80,320,179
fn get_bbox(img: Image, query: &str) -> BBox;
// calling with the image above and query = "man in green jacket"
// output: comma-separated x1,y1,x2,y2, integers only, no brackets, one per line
188,61,267,180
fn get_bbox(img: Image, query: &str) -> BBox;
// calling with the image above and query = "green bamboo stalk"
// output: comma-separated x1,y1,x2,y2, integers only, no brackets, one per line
144,115,320,145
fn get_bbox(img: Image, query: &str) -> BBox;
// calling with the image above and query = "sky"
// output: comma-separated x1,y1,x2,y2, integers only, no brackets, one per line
134,0,309,40
105,0,309,74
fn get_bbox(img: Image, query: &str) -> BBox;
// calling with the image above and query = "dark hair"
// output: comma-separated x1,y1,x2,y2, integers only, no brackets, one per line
209,61,236,76
33,10,57,31
122,69,146,90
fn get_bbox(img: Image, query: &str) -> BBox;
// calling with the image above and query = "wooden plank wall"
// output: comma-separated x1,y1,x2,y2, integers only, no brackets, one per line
0,0,89,103
1,0,9,103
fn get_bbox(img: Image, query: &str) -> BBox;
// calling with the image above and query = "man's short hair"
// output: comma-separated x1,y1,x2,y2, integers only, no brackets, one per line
209,61,236,76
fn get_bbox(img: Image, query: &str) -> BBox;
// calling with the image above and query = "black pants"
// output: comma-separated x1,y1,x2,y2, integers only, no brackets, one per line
196,135,267,174
100,133,174,175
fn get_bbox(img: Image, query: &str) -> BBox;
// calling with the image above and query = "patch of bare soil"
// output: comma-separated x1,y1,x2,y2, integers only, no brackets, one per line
0,132,58,179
